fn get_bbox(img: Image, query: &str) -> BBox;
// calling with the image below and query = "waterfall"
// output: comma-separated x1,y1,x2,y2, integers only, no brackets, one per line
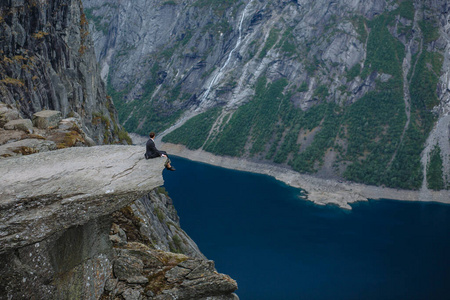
201,0,253,101
158,0,254,140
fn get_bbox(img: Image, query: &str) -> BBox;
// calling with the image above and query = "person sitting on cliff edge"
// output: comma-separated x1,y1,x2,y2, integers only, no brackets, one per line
145,132,176,171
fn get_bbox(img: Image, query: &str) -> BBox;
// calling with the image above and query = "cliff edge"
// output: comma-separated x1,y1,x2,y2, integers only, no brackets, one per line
0,145,163,253
0,146,238,299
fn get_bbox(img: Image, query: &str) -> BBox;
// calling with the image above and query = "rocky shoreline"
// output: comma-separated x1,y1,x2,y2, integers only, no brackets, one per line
149,137,450,209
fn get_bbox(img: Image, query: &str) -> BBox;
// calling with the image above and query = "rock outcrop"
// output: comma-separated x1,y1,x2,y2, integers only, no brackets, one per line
0,103,100,159
0,147,238,299
0,145,164,253
103,191,238,300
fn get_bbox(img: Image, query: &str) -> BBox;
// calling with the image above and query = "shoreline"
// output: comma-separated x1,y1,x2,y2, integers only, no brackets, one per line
139,134,450,209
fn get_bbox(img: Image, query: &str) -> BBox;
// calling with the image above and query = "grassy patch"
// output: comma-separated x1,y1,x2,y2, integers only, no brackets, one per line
259,28,280,59
427,144,444,190
192,0,240,16
163,107,222,150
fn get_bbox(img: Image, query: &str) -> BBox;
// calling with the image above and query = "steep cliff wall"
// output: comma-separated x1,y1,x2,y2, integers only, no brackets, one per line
0,146,238,299
0,0,128,144
84,0,450,190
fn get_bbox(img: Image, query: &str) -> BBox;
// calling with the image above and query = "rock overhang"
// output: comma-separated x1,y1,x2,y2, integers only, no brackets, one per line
0,145,165,253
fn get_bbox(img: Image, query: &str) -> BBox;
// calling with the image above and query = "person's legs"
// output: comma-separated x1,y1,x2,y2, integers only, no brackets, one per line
160,151,175,171
165,157,175,170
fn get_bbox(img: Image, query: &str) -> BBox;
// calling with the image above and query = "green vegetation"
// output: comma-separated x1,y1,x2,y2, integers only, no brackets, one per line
387,123,424,189
92,111,110,128
342,78,408,187
259,28,280,59
116,126,132,145
247,78,288,155
395,0,414,20
278,28,297,56
202,77,343,173
313,85,329,100
205,77,287,157
169,235,183,253
427,145,445,190
84,8,109,34
350,16,367,42
204,106,253,157
154,207,164,222
346,64,361,81
192,0,241,16
410,51,442,133
406,19,443,182
419,19,440,44
163,107,222,149
340,6,443,189
289,104,341,172
298,82,308,93
339,6,434,189
156,186,169,196
364,15,405,78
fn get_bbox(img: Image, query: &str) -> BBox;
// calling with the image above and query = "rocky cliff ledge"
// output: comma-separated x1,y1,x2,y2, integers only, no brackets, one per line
0,146,238,299
0,145,163,253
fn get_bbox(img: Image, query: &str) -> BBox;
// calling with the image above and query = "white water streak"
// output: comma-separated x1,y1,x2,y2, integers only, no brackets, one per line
158,1,254,141
201,0,253,101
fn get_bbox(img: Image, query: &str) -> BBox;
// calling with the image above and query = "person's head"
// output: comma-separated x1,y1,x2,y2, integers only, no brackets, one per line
149,132,156,139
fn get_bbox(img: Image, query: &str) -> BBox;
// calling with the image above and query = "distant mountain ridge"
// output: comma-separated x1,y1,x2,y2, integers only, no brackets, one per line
84,0,450,190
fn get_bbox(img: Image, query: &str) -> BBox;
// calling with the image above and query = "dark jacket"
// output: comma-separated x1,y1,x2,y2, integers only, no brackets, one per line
145,138,162,159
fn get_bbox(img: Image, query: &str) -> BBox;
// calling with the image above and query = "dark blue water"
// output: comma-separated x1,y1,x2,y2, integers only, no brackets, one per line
163,156,450,300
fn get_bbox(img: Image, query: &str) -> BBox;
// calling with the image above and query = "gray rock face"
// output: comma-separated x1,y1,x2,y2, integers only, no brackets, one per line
0,215,114,300
130,190,207,259
83,0,387,129
0,0,127,144
0,145,165,253
3,119,33,133
114,251,146,281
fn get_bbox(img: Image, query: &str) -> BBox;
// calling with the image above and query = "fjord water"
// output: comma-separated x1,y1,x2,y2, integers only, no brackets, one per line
163,156,450,300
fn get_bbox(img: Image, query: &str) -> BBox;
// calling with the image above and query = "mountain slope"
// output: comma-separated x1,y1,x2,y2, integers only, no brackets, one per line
84,0,450,190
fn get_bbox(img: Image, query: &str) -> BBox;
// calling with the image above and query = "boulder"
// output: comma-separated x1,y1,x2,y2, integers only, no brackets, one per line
32,110,62,129
108,246,238,300
159,258,238,299
122,288,143,300
0,129,26,145
4,119,33,133
113,252,144,280
0,103,20,127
